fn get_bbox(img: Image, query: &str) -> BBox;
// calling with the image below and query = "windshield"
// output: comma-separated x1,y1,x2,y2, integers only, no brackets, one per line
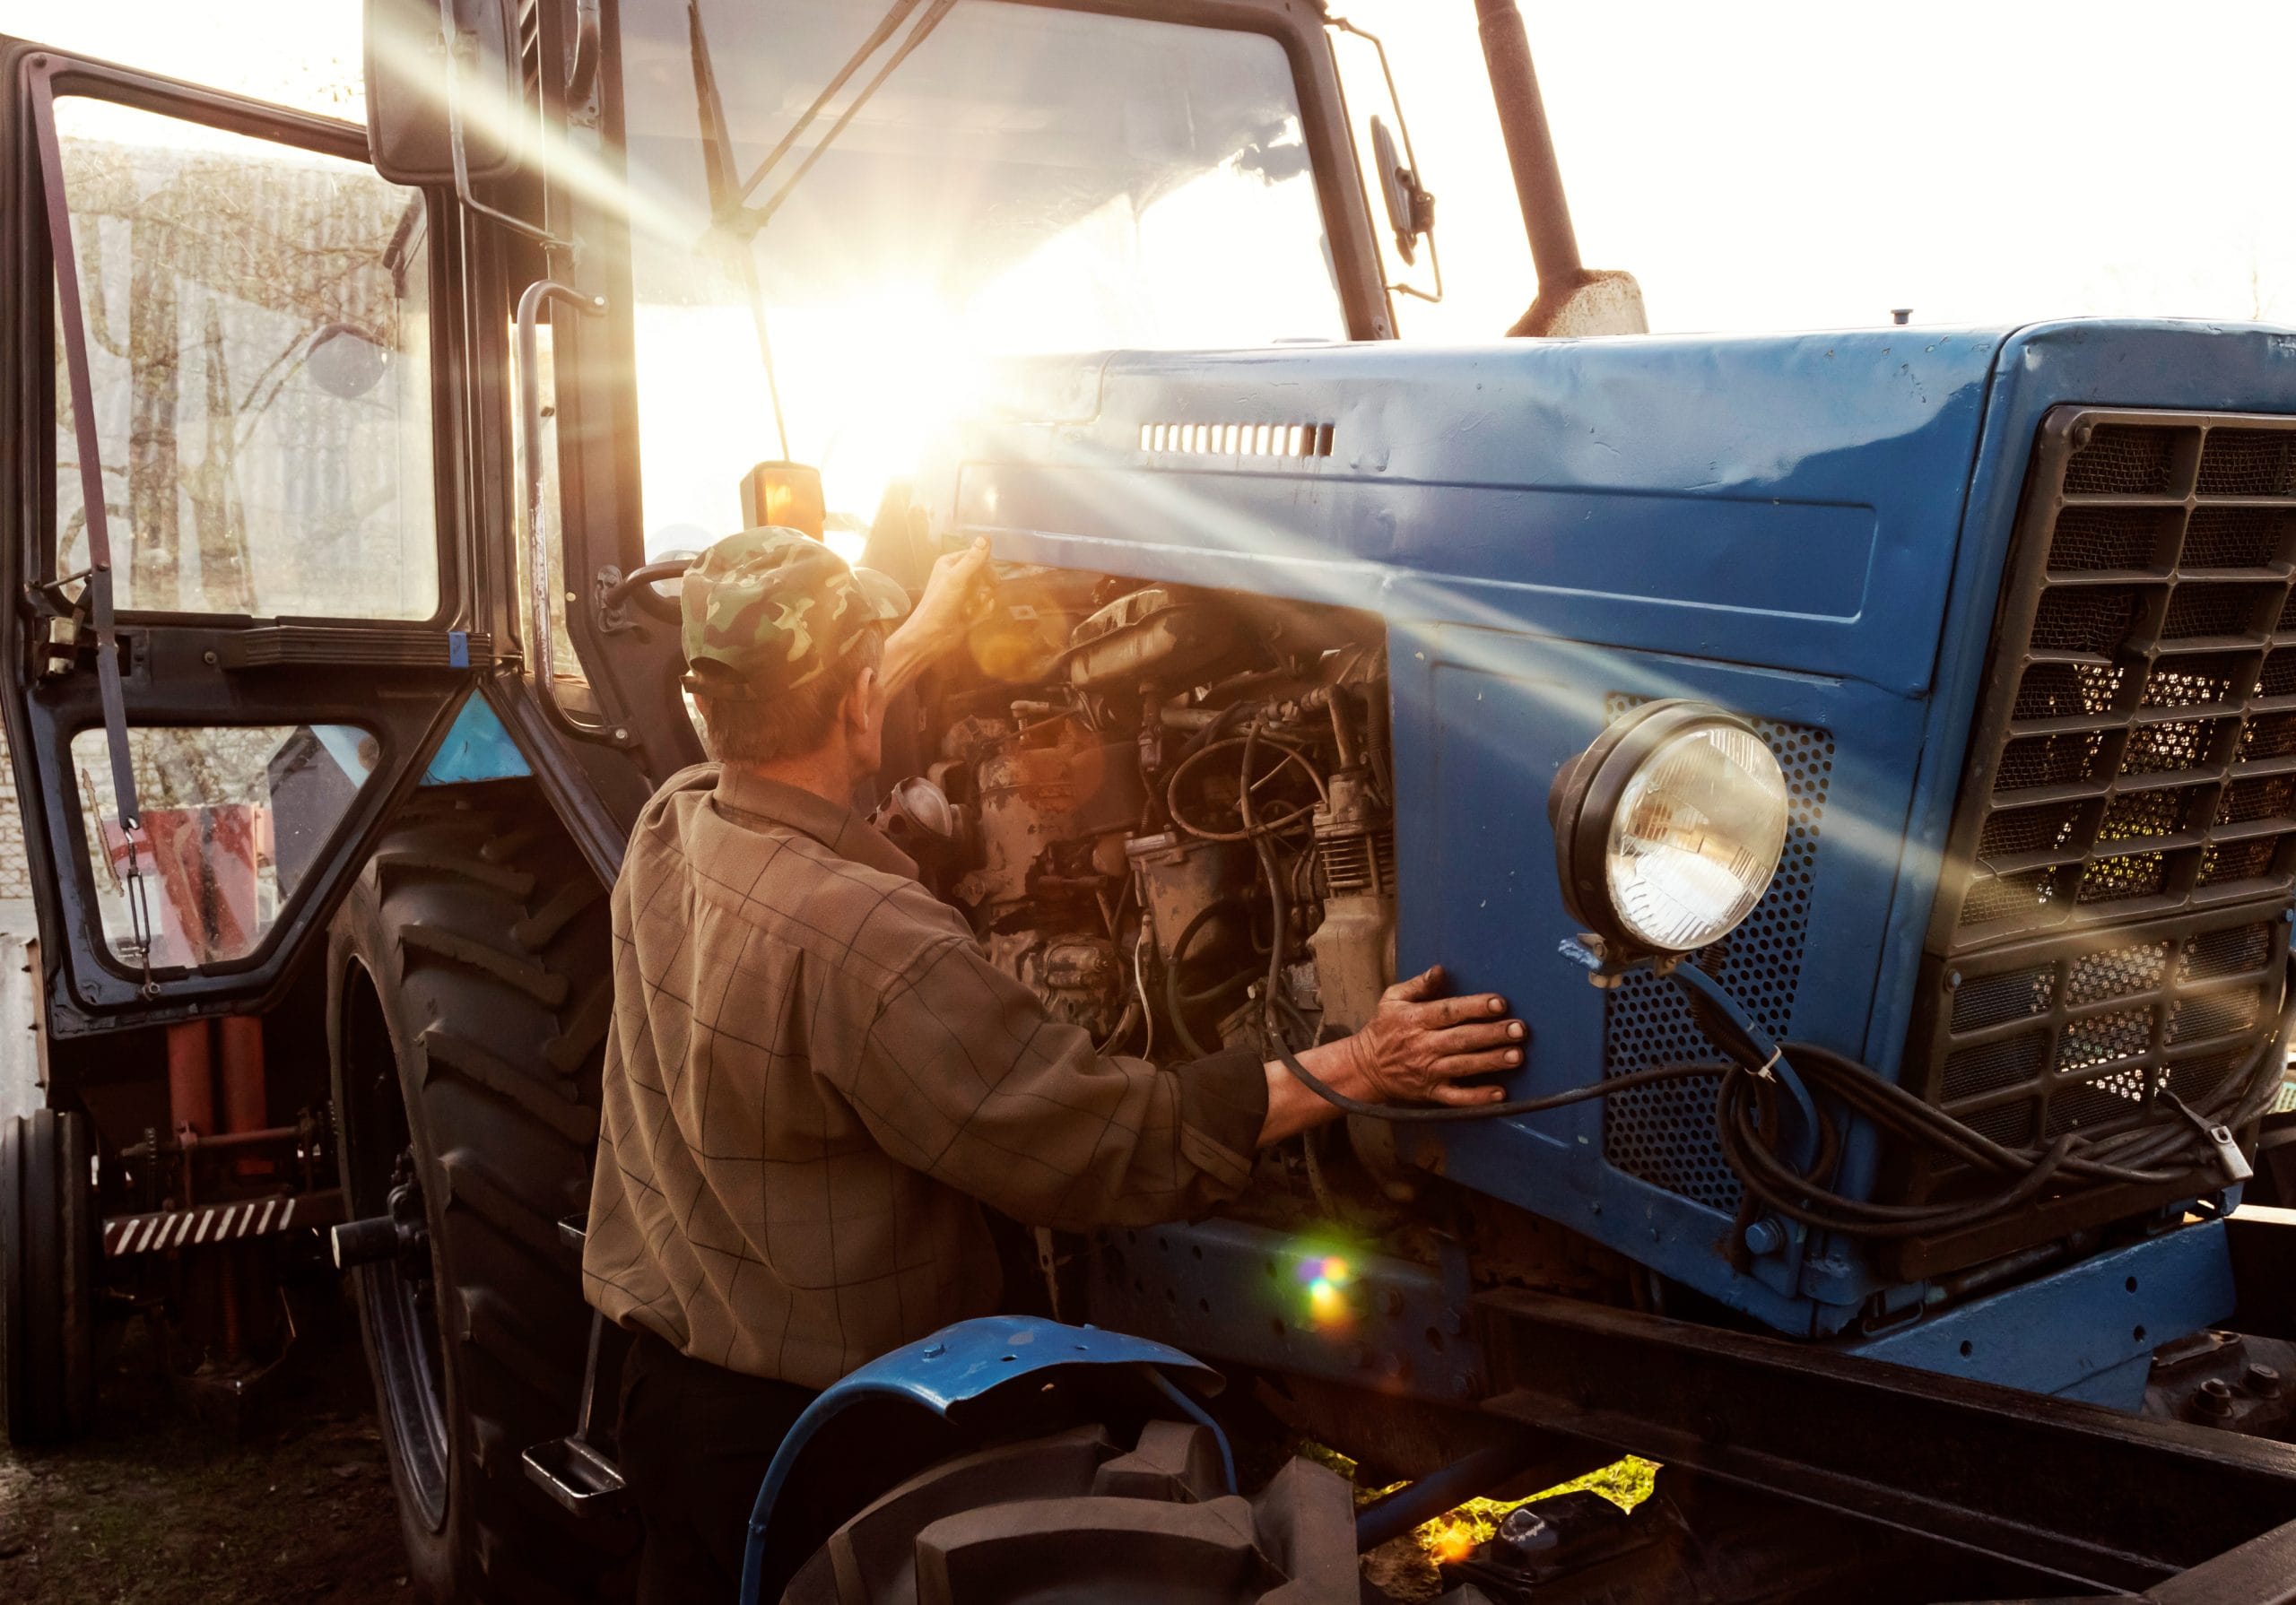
616,0,1348,560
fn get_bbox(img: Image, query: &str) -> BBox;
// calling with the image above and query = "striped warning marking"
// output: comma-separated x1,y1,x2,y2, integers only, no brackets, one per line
102,1188,344,1257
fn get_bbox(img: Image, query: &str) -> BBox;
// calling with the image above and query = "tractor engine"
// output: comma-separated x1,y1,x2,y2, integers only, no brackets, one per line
883,573,1394,1068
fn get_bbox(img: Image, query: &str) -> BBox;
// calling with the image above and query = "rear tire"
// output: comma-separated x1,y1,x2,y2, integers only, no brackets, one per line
329,783,631,1603
0,1108,96,1447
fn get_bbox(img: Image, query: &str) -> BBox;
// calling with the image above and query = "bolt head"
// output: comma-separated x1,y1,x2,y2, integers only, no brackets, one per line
2248,1363,2284,1398
1744,1219,1786,1256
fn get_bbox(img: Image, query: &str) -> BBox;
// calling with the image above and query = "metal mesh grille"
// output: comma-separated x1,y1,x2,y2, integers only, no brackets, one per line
2048,507,2171,573
2065,424,2179,495
1901,406,2296,1256
1950,411,2296,945
1601,705,1833,1211
2183,507,2291,569
1916,910,2285,1173
2198,429,2296,497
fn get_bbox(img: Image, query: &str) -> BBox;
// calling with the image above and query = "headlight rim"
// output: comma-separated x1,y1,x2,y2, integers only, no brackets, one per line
1549,698,1786,957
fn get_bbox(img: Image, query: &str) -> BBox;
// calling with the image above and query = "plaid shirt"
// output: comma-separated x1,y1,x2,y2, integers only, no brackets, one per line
581,763,1268,1388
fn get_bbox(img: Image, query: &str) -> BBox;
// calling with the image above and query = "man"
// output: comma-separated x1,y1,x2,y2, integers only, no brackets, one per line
582,528,1526,1601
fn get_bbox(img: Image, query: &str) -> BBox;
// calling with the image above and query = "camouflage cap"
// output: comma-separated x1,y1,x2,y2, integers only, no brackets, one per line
679,526,911,701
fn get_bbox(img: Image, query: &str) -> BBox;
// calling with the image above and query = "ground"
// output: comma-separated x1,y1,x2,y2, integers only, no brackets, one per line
0,1281,1657,1604
0,1290,406,1605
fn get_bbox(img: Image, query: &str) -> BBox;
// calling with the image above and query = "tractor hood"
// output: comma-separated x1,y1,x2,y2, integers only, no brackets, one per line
911,321,2296,1340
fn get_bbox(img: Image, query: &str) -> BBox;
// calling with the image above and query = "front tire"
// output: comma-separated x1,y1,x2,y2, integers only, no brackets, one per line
329,783,630,1602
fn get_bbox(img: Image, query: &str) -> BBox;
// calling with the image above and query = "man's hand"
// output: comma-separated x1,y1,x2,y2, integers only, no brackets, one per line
907,538,997,654
1257,966,1526,1145
878,538,996,701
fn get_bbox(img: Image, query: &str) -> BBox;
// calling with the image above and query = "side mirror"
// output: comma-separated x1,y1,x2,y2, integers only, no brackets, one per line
1370,117,1436,268
364,0,522,187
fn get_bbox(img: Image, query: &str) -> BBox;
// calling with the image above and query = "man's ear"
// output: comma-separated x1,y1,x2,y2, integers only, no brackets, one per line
845,665,879,734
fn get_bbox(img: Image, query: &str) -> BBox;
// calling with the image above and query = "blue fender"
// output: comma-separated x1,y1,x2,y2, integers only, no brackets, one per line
735,1315,1226,1604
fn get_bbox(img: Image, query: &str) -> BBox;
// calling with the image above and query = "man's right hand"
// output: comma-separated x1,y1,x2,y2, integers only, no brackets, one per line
902,536,997,656
1256,965,1526,1145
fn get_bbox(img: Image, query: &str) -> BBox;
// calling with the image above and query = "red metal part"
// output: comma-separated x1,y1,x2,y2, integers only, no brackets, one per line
164,1019,213,1139
218,1015,270,1177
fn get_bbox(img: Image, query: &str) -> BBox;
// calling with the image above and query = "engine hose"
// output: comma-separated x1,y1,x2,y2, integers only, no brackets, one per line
1161,898,1237,1060
1166,734,1326,844
1698,969,2296,1240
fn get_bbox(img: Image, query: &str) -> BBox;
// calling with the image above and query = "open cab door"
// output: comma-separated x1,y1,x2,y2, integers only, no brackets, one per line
0,41,483,1037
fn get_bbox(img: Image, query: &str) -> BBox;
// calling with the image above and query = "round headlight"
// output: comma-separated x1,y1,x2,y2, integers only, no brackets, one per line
1549,701,1789,955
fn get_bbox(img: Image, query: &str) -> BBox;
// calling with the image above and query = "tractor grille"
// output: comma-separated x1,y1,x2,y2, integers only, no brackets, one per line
1949,412,2296,941
1894,407,2296,1276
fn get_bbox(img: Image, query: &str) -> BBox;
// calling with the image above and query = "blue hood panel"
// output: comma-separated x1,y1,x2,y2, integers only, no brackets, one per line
958,330,2002,697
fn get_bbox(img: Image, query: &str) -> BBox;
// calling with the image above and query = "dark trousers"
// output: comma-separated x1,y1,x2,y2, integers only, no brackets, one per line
617,1327,817,1605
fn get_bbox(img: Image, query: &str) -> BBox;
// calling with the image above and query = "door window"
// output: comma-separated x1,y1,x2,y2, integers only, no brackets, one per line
68,724,375,968
50,98,439,620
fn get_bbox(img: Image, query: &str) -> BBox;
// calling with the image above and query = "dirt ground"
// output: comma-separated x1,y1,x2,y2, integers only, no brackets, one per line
0,1289,409,1605
0,1282,1657,1604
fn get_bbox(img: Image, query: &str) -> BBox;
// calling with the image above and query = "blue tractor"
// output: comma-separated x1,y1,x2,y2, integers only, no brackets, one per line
4,1,2296,1601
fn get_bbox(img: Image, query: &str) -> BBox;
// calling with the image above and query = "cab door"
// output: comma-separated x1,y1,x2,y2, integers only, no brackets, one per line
0,42,484,1036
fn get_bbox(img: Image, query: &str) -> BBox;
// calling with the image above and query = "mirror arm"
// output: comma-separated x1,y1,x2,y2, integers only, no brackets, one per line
1328,16,1442,307
437,0,573,249
514,281,629,746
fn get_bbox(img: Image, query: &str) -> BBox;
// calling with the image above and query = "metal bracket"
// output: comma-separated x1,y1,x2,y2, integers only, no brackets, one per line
435,0,572,249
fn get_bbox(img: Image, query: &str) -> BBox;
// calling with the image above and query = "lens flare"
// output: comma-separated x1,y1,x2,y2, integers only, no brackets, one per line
1430,1523,1478,1566
1296,1249,1356,1330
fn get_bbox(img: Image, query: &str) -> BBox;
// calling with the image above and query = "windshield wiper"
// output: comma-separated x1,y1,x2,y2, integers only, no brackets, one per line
687,0,792,457
723,0,960,239
683,0,960,461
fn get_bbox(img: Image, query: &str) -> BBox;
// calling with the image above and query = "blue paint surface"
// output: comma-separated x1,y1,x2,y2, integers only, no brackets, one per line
925,319,2296,1377
1847,1224,2236,1408
420,694,531,785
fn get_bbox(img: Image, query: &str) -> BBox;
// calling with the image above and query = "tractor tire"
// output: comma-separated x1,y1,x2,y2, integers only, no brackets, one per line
329,782,631,1604
0,1108,96,1447
783,1421,1367,1605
